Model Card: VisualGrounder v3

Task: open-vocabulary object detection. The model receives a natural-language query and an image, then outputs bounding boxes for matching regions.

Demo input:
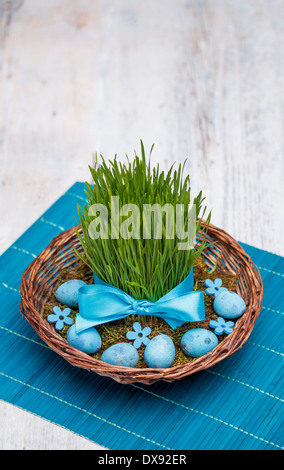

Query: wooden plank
[0,0,283,450]
[0,400,105,450]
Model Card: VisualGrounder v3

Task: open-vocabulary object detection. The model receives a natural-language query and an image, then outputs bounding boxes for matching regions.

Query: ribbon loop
[75,269,205,333]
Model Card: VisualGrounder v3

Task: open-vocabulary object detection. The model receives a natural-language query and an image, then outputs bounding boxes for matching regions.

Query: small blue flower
[47,306,73,331]
[209,317,234,335]
[204,278,227,297]
[126,322,151,349]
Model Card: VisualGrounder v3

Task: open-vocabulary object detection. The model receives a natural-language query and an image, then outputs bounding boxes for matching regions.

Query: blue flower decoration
[204,278,227,297]
[209,317,234,335]
[126,322,151,349]
[47,306,73,331]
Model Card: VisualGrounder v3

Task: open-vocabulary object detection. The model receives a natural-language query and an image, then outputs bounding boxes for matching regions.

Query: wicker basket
[20,222,263,385]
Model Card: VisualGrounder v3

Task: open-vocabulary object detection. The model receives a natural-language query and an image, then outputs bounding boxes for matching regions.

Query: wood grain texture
[0,0,283,450]
[0,400,105,449]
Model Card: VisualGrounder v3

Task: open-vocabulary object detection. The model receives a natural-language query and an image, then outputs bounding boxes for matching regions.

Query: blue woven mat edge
[0,182,283,450]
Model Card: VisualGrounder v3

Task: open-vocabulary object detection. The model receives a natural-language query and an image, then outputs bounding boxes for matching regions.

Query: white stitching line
[11,246,37,258]
[0,325,284,396]
[0,325,50,350]
[1,324,283,448]
[0,371,172,450]
[131,384,284,449]
[40,218,65,231]
[206,370,284,402]
[258,266,284,278]
[0,282,20,293]
[66,192,88,203]
[262,306,284,316]
[7,320,283,402]
[247,341,284,356]
[1,325,282,401]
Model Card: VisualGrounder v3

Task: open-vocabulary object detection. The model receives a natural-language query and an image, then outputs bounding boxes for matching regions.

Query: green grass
[75,141,211,301]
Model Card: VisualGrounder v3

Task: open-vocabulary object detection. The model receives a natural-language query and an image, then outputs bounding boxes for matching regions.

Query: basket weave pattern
[20,223,263,385]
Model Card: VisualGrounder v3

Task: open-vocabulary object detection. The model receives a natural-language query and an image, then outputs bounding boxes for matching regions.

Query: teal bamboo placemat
[0,182,283,450]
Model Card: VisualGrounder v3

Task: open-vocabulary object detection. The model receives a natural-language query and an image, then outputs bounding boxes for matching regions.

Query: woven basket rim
[20,222,263,384]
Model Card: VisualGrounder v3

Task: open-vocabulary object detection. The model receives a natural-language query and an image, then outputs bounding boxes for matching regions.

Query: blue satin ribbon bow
[75,269,205,333]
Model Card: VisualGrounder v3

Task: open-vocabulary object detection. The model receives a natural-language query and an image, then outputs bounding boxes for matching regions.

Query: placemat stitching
[0,322,282,449]
[262,306,284,316]
[11,246,37,258]
[66,192,88,202]
[258,266,284,277]
[1,283,20,293]
[0,371,172,450]
[246,341,283,356]
[130,384,283,449]
[207,370,283,401]
[0,325,50,350]
[40,218,65,232]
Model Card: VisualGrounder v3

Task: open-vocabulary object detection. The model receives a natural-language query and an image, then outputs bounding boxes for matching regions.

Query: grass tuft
[75,141,212,302]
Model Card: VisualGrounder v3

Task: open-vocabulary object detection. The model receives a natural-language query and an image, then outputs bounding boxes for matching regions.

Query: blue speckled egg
[101,343,139,368]
[55,279,86,308]
[144,334,175,368]
[213,290,246,319]
[181,328,218,358]
[67,325,101,354]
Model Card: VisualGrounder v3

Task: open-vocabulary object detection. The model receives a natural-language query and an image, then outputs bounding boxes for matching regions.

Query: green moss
[43,256,237,367]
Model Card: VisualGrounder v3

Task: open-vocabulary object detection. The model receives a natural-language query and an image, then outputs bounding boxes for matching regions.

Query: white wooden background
[0,0,283,450]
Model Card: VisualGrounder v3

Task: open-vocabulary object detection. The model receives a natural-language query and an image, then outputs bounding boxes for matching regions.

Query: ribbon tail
[159,317,186,329]
[158,269,194,302]
[75,313,102,333]
[93,272,108,285]
[153,291,206,328]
